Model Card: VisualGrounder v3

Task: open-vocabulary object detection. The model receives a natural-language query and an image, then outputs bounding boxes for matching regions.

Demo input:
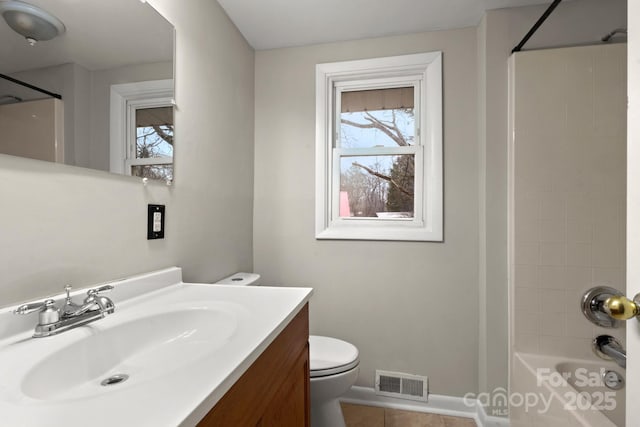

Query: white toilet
[214,272,360,427]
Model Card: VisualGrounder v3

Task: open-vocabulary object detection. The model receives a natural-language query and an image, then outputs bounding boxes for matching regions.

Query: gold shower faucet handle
[604,294,640,320]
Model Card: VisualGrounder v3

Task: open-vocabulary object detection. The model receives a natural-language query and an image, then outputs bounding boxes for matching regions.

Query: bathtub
[510,353,625,427]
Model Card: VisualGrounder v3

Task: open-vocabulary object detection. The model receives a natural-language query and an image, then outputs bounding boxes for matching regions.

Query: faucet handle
[84,285,115,316]
[86,284,114,297]
[14,299,60,325]
[604,294,640,320]
[14,299,56,315]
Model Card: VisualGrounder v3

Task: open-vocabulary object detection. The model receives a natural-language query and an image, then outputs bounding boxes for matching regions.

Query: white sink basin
[0,267,313,427]
[22,305,239,401]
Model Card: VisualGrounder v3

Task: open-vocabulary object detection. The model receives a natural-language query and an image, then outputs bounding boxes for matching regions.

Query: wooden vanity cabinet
[197,304,310,427]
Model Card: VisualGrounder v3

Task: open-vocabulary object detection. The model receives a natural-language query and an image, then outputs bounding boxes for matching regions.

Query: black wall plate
[147,204,165,239]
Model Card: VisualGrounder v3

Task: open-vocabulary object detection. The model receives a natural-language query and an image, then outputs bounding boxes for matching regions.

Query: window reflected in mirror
[132,106,174,181]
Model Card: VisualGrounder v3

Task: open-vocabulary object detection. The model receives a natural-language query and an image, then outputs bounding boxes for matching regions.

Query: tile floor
[341,403,478,427]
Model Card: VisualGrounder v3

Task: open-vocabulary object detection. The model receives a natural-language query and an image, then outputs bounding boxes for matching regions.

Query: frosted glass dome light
[0,1,65,45]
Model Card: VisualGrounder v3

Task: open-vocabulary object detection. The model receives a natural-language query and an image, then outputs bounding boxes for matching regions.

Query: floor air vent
[375,370,428,402]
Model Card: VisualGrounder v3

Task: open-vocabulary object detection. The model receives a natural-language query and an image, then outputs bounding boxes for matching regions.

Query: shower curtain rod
[0,73,62,100]
[512,0,563,53]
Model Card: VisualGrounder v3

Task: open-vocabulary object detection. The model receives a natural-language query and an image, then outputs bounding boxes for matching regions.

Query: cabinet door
[258,343,310,427]
[197,304,309,427]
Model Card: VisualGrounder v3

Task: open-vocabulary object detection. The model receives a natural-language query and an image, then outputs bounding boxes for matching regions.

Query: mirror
[0,0,174,180]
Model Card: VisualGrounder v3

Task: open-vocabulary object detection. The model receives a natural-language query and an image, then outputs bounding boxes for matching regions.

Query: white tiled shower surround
[509,43,627,427]
[511,43,627,361]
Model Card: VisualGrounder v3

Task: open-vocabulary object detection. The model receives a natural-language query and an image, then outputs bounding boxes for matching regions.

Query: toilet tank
[214,272,261,286]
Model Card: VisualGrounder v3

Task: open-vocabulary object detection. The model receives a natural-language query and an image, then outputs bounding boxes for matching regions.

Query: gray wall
[0,0,255,307]
[254,28,480,397]
[253,0,626,401]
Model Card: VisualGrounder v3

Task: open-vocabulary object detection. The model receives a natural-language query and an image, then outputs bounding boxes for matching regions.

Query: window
[315,52,443,241]
[129,102,174,181]
[110,80,174,182]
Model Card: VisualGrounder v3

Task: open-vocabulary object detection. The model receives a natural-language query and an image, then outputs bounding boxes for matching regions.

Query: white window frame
[109,79,174,176]
[315,52,443,241]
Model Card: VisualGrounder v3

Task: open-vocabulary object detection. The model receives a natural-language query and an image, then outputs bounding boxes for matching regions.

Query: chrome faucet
[593,335,626,369]
[14,285,115,338]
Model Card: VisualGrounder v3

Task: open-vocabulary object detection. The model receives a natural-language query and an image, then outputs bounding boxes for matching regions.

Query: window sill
[315,224,443,242]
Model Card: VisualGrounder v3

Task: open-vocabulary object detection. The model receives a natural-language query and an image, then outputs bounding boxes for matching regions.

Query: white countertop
[0,267,313,427]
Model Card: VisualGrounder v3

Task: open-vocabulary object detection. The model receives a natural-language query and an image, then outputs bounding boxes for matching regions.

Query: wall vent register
[375,370,428,402]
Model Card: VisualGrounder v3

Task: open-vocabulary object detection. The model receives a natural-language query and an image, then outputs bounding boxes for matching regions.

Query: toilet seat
[309,335,359,378]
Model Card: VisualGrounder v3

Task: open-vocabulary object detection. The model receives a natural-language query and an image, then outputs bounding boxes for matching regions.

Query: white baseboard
[340,386,510,427]
[475,400,511,427]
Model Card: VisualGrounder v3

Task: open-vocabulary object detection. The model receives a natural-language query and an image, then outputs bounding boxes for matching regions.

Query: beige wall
[0,0,255,306]
[254,28,480,396]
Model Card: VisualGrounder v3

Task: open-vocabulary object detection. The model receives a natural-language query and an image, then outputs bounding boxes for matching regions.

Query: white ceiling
[216,0,559,50]
[0,0,173,74]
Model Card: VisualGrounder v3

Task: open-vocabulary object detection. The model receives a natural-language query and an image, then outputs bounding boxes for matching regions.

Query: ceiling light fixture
[0,0,65,46]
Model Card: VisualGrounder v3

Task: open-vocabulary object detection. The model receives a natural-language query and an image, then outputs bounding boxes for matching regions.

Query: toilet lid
[309,335,359,378]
